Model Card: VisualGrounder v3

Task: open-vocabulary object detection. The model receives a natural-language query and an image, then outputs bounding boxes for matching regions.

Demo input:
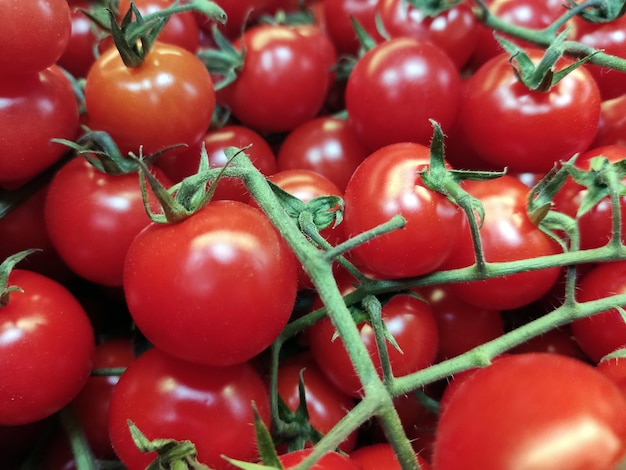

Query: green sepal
[495,29,599,91]
[600,347,626,363]
[197,25,245,91]
[0,250,40,307]
[565,0,626,23]
[251,403,284,468]
[362,294,403,354]
[404,0,464,18]
[127,420,211,470]
[562,156,626,218]
[351,16,378,53]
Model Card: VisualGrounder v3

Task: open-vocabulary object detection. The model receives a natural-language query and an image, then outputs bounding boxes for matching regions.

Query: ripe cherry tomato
[343,143,464,279]
[70,338,135,460]
[592,95,626,148]
[322,0,382,56]
[225,23,336,133]
[433,353,626,469]
[0,66,79,189]
[0,0,71,75]
[571,261,626,363]
[57,0,101,78]
[345,37,460,153]
[45,157,172,286]
[0,270,95,425]
[108,347,270,470]
[458,49,601,173]
[276,117,368,192]
[85,42,215,156]
[123,200,298,366]
[376,0,478,70]
[440,175,562,310]
[308,281,439,397]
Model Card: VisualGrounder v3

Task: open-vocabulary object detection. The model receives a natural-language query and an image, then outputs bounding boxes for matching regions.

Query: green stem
[391,293,626,395]
[59,407,98,470]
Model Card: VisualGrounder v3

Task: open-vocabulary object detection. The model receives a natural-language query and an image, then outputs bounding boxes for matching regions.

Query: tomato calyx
[127,420,211,470]
[419,120,504,273]
[568,0,626,23]
[496,29,598,92]
[0,250,38,307]
[87,0,226,67]
[131,145,245,223]
[197,25,245,91]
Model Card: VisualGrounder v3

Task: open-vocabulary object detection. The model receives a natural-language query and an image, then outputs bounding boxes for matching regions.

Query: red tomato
[70,338,135,460]
[123,200,298,366]
[440,175,562,310]
[224,23,336,133]
[459,49,601,174]
[276,117,369,192]
[0,187,72,282]
[0,0,71,75]
[419,285,504,362]
[376,0,478,70]
[469,0,570,69]
[0,270,95,425]
[308,284,439,397]
[433,353,626,469]
[57,0,101,78]
[108,347,270,470]
[278,448,360,469]
[322,0,382,56]
[276,354,358,452]
[598,354,626,395]
[574,15,626,100]
[571,261,626,363]
[0,66,79,189]
[345,37,460,153]
[156,125,277,201]
[117,0,200,53]
[343,143,464,279]
[45,157,172,286]
[350,443,431,470]
[510,327,588,361]
[552,145,626,250]
[592,95,626,148]
[85,42,214,157]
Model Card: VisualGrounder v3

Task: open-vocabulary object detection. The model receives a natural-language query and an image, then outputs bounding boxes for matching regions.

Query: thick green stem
[59,407,98,470]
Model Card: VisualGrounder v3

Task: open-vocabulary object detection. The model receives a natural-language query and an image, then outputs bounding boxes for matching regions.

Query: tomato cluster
[2,0,626,469]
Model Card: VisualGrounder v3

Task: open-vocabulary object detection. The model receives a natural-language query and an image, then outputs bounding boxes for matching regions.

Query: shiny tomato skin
[433,353,626,470]
[308,290,439,398]
[57,0,100,78]
[226,24,335,133]
[276,355,357,452]
[571,261,626,363]
[377,0,478,70]
[440,176,562,310]
[0,66,79,189]
[156,125,277,201]
[108,347,270,470]
[0,270,95,425]
[459,49,601,173]
[345,37,460,153]
[350,443,431,470]
[322,0,380,56]
[419,285,503,362]
[70,338,135,460]
[123,200,298,366]
[343,143,464,279]
[592,95,626,148]
[276,116,369,192]
[552,145,626,250]
[278,448,360,469]
[85,42,214,156]
[45,157,172,286]
[0,0,71,75]
[574,15,626,100]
